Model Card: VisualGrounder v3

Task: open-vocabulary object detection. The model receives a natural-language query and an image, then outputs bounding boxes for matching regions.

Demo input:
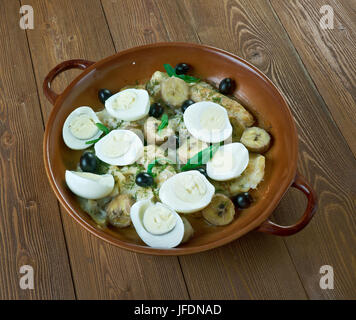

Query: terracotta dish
[43,42,317,255]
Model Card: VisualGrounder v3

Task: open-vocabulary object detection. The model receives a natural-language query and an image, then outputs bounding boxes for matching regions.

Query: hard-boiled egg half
[131,200,184,248]
[183,101,232,143]
[95,129,143,166]
[206,142,249,181]
[62,106,102,150]
[105,88,150,121]
[159,171,215,214]
[65,171,114,199]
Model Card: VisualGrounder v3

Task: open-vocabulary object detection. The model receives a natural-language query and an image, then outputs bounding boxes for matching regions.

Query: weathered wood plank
[0,0,75,299]
[102,0,308,299]
[173,0,356,299]
[271,0,356,156]
[24,0,189,299]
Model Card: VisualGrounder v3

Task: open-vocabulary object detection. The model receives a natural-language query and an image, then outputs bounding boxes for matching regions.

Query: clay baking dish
[43,42,317,255]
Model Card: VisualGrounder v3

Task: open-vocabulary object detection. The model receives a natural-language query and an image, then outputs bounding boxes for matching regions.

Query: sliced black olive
[219,78,236,95]
[234,192,253,209]
[175,63,190,75]
[98,89,113,104]
[80,152,97,173]
[135,172,154,187]
[181,99,195,113]
[195,166,208,178]
[149,102,164,118]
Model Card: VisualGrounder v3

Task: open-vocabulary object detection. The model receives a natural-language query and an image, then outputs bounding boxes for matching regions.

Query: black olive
[98,89,113,104]
[135,172,154,187]
[234,192,253,209]
[195,166,208,178]
[181,99,195,113]
[175,63,190,75]
[149,102,164,118]
[219,78,236,95]
[80,152,97,173]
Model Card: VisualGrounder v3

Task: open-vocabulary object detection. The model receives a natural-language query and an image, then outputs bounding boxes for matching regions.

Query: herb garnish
[181,143,221,171]
[96,158,110,175]
[85,123,110,144]
[147,158,173,177]
[157,113,169,133]
[163,64,200,83]
[212,97,222,104]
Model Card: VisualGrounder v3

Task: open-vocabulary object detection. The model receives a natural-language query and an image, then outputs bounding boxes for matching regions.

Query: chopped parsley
[212,97,222,104]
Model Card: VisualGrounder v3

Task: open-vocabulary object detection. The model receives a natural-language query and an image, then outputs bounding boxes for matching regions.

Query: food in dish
[183,101,232,143]
[105,88,150,121]
[62,63,272,249]
[65,171,114,199]
[62,107,103,150]
[206,143,249,181]
[94,129,144,166]
[159,171,215,214]
[131,200,184,248]
[240,127,271,153]
[202,194,235,226]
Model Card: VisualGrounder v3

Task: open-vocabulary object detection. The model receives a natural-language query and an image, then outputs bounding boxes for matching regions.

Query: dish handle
[43,59,95,105]
[257,172,317,236]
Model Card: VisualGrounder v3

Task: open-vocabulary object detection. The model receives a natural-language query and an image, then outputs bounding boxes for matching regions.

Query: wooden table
[0,0,355,300]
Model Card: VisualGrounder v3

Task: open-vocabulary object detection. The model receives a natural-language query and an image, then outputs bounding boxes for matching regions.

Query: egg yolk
[101,132,131,158]
[69,114,98,139]
[143,204,177,235]
[174,174,207,203]
[200,107,226,130]
[211,149,235,173]
[111,91,137,111]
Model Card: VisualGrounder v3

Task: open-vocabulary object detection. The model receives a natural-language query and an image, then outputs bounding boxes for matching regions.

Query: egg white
[105,88,150,121]
[183,101,232,143]
[62,106,103,150]
[130,200,184,248]
[94,129,143,166]
[206,142,249,181]
[159,171,215,214]
[65,170,114,199]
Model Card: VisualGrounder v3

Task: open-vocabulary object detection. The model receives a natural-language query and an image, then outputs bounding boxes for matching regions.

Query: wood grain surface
[0,0,75,299]
[101,0,307,299]
[271,0,356,156]
[160,0,356,299]
[23,0,189,300]
[0,0,355,299]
